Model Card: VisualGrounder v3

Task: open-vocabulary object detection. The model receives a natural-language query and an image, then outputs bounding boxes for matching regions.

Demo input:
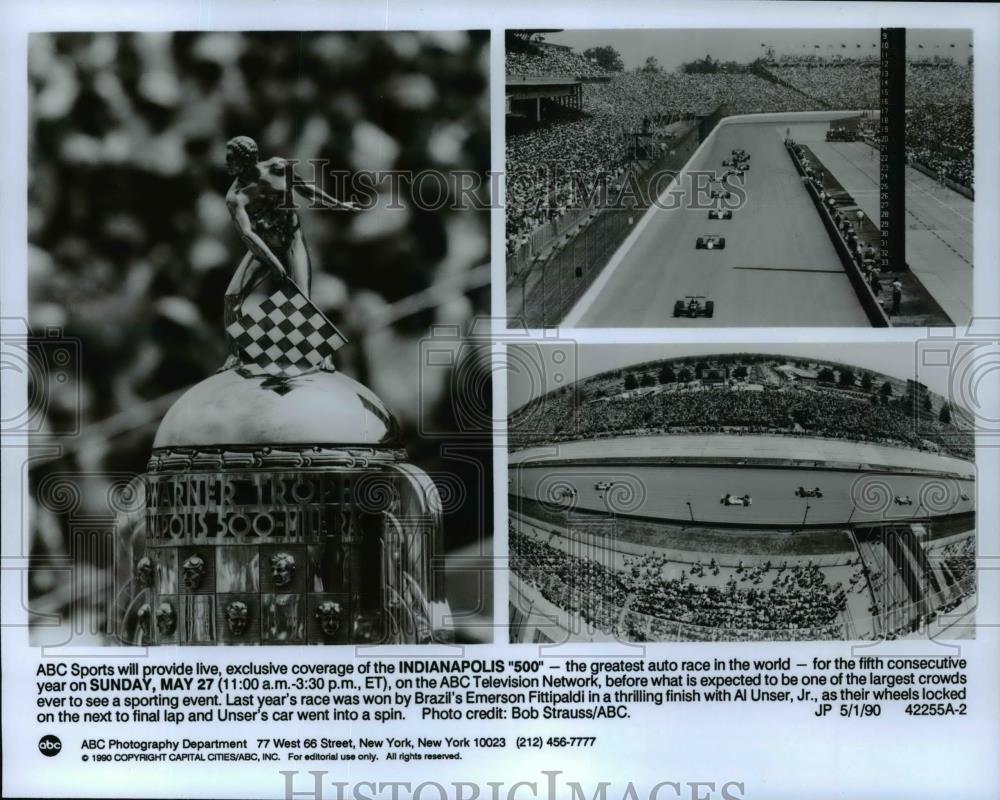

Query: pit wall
[785,143,891,327]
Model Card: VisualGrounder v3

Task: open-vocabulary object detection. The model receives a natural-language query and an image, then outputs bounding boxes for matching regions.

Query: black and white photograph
[508,343,976,643]
[505,29,974,328]
[23,30,493,647]
[2,3,999,800]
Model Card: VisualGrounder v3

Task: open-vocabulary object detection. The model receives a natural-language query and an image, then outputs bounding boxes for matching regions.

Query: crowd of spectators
[506,50,976,252]
[511,527,849,639]
[767,56,974,189]
[510,359,973,459]
[768,56,880,108]
[906,104,973,189]
[506,69,818,251]
[505,48,608,80]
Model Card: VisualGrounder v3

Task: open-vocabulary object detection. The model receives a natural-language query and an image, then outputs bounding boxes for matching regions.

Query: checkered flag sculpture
[226,278,347,377]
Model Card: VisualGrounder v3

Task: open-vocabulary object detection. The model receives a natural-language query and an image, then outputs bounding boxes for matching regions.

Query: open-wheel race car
[795,486,824,498]
[673,295,714,318]
[724,167,746,178]
[708,208,732,220]
[894,495,914,506]
[710,189,733,200]
[721,493,752,507]
[731,149,749,159]
[695,233,726,249]
[594,481,615,491]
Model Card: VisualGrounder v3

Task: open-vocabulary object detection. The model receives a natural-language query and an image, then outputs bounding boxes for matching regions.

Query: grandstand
[508,353,976,643]
[505,36,975,328]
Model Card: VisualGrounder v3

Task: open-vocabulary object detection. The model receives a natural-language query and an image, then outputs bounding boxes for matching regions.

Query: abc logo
[38,735,62,757]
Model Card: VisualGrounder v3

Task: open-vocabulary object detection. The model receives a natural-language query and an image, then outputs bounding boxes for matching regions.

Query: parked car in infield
[708,208,732,220]
[673,295,715,318]
[695,233,726,249]
[721,493,752,507]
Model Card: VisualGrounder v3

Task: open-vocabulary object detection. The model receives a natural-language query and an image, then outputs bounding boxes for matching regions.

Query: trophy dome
[152,368,400,449]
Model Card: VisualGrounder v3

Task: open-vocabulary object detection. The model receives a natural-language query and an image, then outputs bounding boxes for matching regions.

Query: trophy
[118,137,452,645]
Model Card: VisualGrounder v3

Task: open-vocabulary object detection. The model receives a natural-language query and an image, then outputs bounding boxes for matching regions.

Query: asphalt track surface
[509,436,975,528]
[789,122,974,326]
[512,463,974,528]
[568,121,870,327]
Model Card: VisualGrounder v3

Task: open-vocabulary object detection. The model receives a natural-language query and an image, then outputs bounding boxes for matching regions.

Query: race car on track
[594,481,615,491]
[710,189,732,199]
[894,495,913,506]
[708,208,732,220]
[795,486,824,498]
[721,493,752,507]
[695,233,726,249]
[724,168,746,178]
[673,296,715,318]
[960,491,971,502]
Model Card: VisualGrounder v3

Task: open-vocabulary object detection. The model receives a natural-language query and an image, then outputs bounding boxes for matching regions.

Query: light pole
[802,504,812,526]
[686,501,694,522]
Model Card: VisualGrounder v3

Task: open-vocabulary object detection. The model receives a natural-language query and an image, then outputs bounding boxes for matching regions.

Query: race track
[509,435,975,528]
[789,122,974,326]
[511,462,974,528]
[567,119,870,327]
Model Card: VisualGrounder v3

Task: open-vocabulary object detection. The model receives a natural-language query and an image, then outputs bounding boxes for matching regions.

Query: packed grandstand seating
[506,48,609,80]
[905,103,973,188]
[509,360,973,459]
[506,48,974,253]
[510,526,849,638]
[506,72,817,251]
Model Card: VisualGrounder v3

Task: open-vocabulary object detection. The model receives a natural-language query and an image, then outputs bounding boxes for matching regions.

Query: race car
[721,493,752,507]
[673,296,715,318]
[731,149,749,160]
[795,486,824,498]
[708,208,732,220]
[594,481,615,491]
[894,495,913,506]
[723,168,745,179]
[722,159,749,171]
[960,491,971,502]
[710,189,732,200]
[695,234,726,249]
